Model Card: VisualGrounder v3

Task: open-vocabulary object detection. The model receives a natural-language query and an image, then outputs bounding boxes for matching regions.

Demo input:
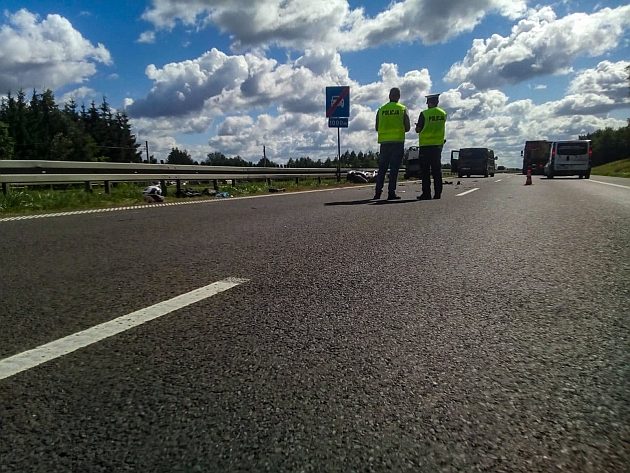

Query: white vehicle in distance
[545,140,592,179]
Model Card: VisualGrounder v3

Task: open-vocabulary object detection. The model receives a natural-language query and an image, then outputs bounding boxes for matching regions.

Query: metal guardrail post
[1,182,7,195]
[104,181,111,194]
[160,180,167,196]
[84,181,92,193]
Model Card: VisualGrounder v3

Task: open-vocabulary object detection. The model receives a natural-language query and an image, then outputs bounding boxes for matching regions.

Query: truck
[456,148,496,177]
[521,140,551,175]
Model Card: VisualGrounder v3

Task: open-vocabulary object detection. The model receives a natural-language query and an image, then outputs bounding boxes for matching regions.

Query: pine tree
[167,147,194,165]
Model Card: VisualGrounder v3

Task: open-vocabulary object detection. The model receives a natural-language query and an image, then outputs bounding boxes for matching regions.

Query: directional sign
[328,117,348,128]
[326,86,350,118]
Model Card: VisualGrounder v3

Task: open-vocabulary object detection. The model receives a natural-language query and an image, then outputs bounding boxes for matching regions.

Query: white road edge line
[494,179,502,182]
[0,277,249,381]
[456,188,479,196]
[0,185,374,223]
[585,179,630,190]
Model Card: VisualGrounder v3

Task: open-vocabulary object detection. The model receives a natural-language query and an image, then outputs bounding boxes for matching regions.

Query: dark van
[457,148,496,178]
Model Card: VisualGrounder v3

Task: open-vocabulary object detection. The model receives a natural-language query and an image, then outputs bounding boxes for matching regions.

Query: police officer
[415,93,447,200]
[373,87,411,200]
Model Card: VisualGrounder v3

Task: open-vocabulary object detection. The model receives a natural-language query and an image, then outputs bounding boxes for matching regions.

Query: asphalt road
[1,174,629,472]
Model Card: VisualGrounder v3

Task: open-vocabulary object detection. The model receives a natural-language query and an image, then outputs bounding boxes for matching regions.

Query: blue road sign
[328,117,348,128]
[326,86,350,118]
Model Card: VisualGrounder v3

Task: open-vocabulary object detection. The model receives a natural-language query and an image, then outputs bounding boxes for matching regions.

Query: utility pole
[263,145,267,167]
[145,141,150,163]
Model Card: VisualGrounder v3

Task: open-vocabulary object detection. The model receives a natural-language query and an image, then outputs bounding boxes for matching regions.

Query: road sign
[326,86,350,118]
[328,117,348,128]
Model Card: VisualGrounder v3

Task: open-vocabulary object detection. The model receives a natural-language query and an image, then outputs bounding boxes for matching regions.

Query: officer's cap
[425,93,440,102]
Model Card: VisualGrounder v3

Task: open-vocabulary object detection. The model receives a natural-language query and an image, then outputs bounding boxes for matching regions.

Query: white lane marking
[0,185,372,223]
[456,188,479,196]
[0,277,249,381]
[494,179,502,182]
[585,179,630,190]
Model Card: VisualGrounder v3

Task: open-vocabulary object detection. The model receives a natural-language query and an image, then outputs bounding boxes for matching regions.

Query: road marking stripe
[0,277,249,381]
[456,188,479,196]
[585,179,630,190]
[494,179,502,182]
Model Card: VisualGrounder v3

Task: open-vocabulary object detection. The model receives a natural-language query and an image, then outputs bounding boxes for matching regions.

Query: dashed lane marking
[456,188,479,196]
[494,179,502,182]
[0,277,249,381]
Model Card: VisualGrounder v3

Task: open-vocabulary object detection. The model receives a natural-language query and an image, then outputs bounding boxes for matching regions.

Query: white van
[545,140,592,179]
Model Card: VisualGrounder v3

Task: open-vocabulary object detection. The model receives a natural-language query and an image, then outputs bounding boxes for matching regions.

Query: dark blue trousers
[375,142,404,197]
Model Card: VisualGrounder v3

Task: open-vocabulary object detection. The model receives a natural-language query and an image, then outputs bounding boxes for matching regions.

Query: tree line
[579,122,630,166]
[196,150,379,168]
[0,89,142,162]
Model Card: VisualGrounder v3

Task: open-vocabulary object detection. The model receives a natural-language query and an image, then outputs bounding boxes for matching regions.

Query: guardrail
[0,160,357,195]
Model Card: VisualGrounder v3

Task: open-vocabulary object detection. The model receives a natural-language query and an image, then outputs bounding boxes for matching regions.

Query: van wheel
[467,174,470,178]
[578,174,583,179]
[458,173,463,178]
[490,173,494,177]
[585,172,591,179]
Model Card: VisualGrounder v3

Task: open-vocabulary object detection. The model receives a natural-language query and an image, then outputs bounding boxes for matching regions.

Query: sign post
[326,86,350,181]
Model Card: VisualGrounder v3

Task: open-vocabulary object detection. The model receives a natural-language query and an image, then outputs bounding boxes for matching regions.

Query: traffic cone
[525,168,532,185]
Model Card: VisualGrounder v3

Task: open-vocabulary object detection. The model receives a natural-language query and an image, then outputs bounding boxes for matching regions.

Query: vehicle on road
[404,146,422,179]
[544,140,592,179]
[457,148,496,178]
[521,140,551,175]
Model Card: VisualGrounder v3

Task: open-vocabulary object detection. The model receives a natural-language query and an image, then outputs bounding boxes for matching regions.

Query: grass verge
[591,159,630,178]
[0,179,370,216]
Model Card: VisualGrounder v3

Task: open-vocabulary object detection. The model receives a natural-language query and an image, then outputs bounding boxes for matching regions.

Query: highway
[1,174,629,472]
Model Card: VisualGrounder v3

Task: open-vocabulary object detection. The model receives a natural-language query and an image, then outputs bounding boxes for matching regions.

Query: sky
[0,0,629,168]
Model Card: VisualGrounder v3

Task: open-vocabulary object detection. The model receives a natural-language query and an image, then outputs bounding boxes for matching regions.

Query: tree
[167,147,194,165]
[256,157,278,167]
[0,121,15,159]
[204,152,253,166]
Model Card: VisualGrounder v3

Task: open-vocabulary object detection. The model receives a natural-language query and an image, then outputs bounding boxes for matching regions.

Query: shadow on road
[324,199,418,206]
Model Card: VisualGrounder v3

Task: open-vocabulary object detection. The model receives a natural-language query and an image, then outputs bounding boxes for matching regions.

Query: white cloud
[444,5,630,89]
[60,86,97,105]
[0,9,112,91]
[567,60,630,101]
[140,0,528,51]
[137,30,156,44]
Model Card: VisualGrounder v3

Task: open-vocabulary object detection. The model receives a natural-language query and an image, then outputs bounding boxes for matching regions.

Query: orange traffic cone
[525,168,532,185]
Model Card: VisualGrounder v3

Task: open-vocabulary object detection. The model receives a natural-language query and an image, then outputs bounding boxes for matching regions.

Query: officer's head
[426,93,440,108]
[389,87,401,102]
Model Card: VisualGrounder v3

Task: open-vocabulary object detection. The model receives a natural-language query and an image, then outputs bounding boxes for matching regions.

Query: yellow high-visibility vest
[377,102,406,143]
[419,107,446,146]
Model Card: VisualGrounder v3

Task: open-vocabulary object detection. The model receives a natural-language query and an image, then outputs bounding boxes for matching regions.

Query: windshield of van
[557,142,588,155]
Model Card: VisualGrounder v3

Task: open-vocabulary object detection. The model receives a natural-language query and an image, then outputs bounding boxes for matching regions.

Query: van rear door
[554,141,590,172]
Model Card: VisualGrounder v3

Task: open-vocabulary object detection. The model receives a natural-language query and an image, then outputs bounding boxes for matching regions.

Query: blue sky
[1,0,629,167]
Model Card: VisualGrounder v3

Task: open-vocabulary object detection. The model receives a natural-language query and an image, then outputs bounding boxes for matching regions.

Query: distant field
[592,159,630,178]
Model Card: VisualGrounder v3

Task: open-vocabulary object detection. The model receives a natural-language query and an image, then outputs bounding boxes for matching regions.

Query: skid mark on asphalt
[0,277,249,381]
